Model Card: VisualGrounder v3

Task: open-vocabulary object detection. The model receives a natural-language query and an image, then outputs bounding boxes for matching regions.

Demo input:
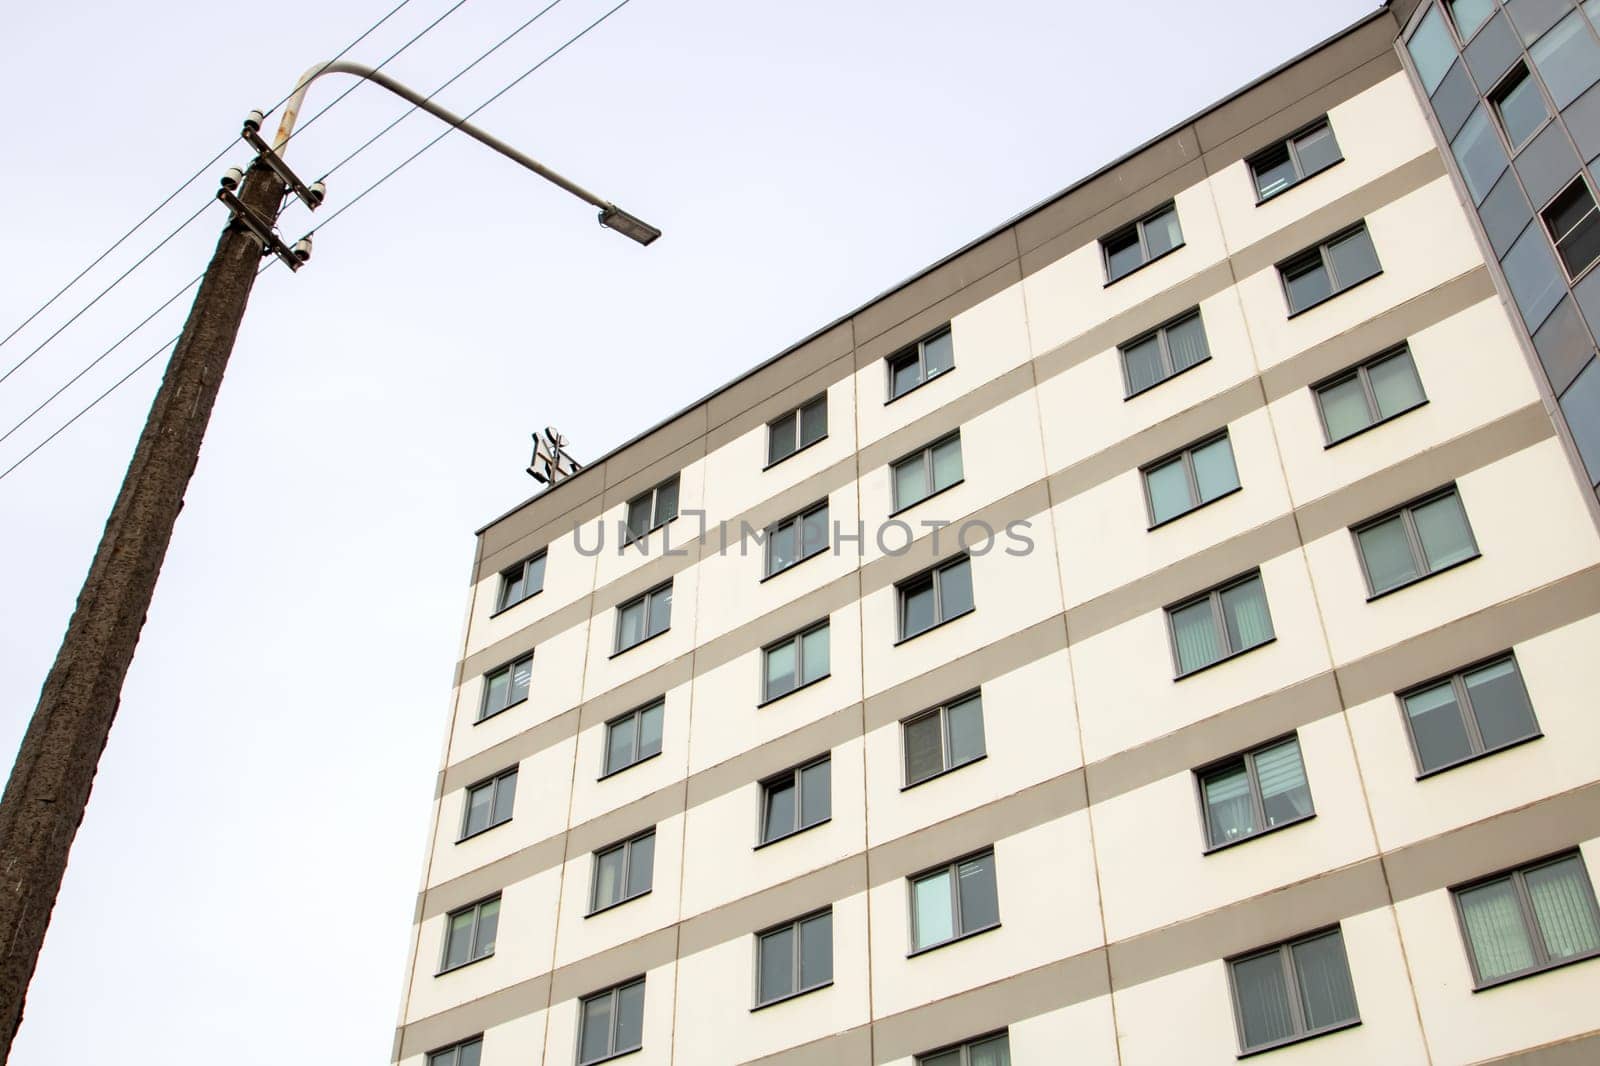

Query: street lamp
[0,60,658,1060]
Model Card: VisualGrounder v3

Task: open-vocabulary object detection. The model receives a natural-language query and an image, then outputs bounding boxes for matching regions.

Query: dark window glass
[1435,60,1481,140]
[766,501,829,577]
[1249,119,1343,200]
[623,475,679,543]
[1518,122,1584,208]
[1561,356,1600,484]
[1102,203,1184,282]
[1454,106,1511,204]
[760,755,831,844]
[1481,170,1536,257]
[898,556,974,640]
[461,767,518,839]
[1511,0,1576,44]
[756,909,833,1005]
[762,621,829,701]
[1143,432,1240,526]
[480,653,533,721]
[1544,179,1600,278]
[1229,928,1359,1053]
[1465,11,1523,87]
[1280,226,1383,314]
[498,551,547,611]
[1199,736,1313,849]
[590,830,655,912]
[1450,0,1495,38]
[604,699,664,776]
[911,850,1000,951]
[887,327,955,400]
[1531,11,1600,109]
[904,692,986,787]
[428,1037,483,1066]
[768,395,828,464]
[1354,487,1478,595]
[1315,346,1427,443]
[891,433,963,511]
[615,583,672,653]
[1402,655,1541,774]
[579,978,646,1065]
[441,896,499,972]
[1168,572,1274,676]
[1409,6,1459,94]
[1503,222,1566,328]
[1120,308,1211,395]
[917,1034,1011,1066]
[1493,65,1549,149]
[1455,853,1600,986]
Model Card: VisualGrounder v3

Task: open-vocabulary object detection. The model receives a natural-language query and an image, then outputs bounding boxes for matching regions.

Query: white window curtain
[1525,858,1600,961]
[1460,879,1536,981]
[1166,314,1209,372]
[1221,578,1273,651]
[1254,741,1312,824]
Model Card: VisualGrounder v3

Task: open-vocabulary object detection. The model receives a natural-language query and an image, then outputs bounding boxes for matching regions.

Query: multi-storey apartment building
[393,3,1600,1064]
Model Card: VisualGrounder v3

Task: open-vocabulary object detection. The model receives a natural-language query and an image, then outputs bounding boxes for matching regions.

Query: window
[428,1037,482,1066]
[1120,308,1211,396]
[479,652,532,721]
[1400,654,1541,775]
[1142,432,1240,527]
[1228,928,1359,1053]
[759,755,831,845]
[910,849,999,952]
[1408,6,1457,94]
[1491,64,1548,150]
[887,326,955,400]
[578,977,645,1065]
[1530,11,1600,110]
[603,699,663,777]
[1562,358,1600,486]
[1448,0,1495,39]
[1314,346,1427,444]
[614,582,672,654]
[891,433,963,512]
[497,551,547,611]
[755,909,833,1006]
[1248,118,1343,201]
[590,829,655,913]
[768,394,828,465]
[1197,736,1313,850]
[1102,202,1184,282]
[1167,571,1274,677]
[1353,487,1478,596]
[1542,178,1600,279]
[897,556,974,641]
[440,896,499,972]
[1455,105,1512,206]
[762,621,830,702]
[765,500,829,577]
[461,766,518,839]
[1454,852,1600,987]
[903,692,986,787]
[1278,224,1382,314]
[918,1033,1011,1066]
[623,475,679,543]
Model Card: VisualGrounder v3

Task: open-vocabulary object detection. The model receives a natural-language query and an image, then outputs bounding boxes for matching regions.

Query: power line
[0,0,642,486]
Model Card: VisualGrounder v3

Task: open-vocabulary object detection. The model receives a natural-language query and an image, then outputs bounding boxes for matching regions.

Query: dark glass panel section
[1464,13,1522,88]
[1480,169,1535,257]
[1502,222,1565,329]
[1560,356,1600,485]
[1432,60,1480,141]
[1534,297,1595,394]
[1515,122,1582,209]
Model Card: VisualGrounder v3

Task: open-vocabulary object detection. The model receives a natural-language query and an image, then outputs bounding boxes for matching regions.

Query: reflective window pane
[1146,456,1194,525]
[1171,598,1222,674]
[938,559,974,620]
[1295,122,1342,176]
[594,847,625,909]
[1460,877,1539,980]
[1203,762,1257,845]
[800,398,828,447]
[492,770,517,824]
[800,912,833,988]
[801,505,829,558]
[1123,334,1165,393]
[1546,180,1600,276]
[1327,227,1381,287]
[1105,230,1142,280]
[947,695,986,766]
[894,455,927,509]
[483,671,509,716]
[625,496,651,539]
[763,779,795,840]
[579,992,614,1064]
[923,330,955,377]
[648,586,672,636]
[1192,436,1240,502]
[1370,350,1427,419]
[904,712,945,784]
[456,1039,482,1066]
[912,869,955,949]
[759,926,794,1003]
[1409,6,1459,94]
[931,437,963,492]
[1524,856,1600,961]
[802,625,830,683]
[768,413,797,463]
[1450,0,1495,39]
[638,702,663,760]
[1254,739,1312,828]
[901,580,936,638]
[615,980,645,1053]
[1359,515,1422,593]
[1463,658,1539,750]
[1560,357,1600,485]
[625,834,654,899]
[957,852,1000,931]
[606,716,637,775]
[473,898,498,957]
[765,641,796,701]
[1253,142,1297,199]
[1144,206,1183,257]
[1531,12,1600,109]
[800,759,831,827]
[1413,492,1476,569]
[1233,950,1295,1049]
[1318,373,1373,441]
[1503,222,1566,328]
[465,782,493,837]
[967,1036,1011,1066]
[1220,576,1274,652]
[509,656,532,704]
[768,521,796,574]
[1496,67,1549,148]
[1454,107,1511,204]
[444,910,474,970]
[1291,931,1358,1031]
[1284,256,1334,312]
[617,601,645,650]
[653,478,679,526]
[1166,312,1211,372]
[1404,681,1474,772]
[891,354,921,398]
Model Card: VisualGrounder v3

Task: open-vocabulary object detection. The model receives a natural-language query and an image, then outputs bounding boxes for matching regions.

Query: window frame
[1118,307,1212,398]
[494,550,547,614]
[1540,175,1600,283]
[752,907,834,1009]
[1487,62,1550,154]
[587,829,656,915]
[766,394,829,468]
[886,325,955,403]
[756,753,832,847]
[612,581,673,656]
[759,619,831,705]
[901,690,986,789]
[1226,926,1362,1055]
[889,431,963,515]
[762,499,830,579]
[1247,116,1344,203]
[576,976,646,1066]
[1277,223,1384,317]
[438,894,500,975]
[1397,652,1542,778]
[915,1030,1011,1066]
[1165,570,1275,679]
[1312,345,1428,446]
[907,847,1001,956]
[894,555,975,644]
[622,474,680,544]
[1450,850,1600,990]
[1351,485,1480,599]
[1193,733,1316,853]
[1101,201,1185,284]
[600,697,666,780]
[459,765,519,841]
[426,1036,484,1066]
[1140,429,1241,529]
[477,651,533,723]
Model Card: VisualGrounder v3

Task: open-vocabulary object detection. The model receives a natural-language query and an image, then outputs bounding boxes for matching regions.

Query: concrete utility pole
[0,159,287,1056]
[0,61,657,1058]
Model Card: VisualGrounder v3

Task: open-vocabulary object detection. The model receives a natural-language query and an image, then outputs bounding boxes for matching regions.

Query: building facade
[393,4,1600,1064]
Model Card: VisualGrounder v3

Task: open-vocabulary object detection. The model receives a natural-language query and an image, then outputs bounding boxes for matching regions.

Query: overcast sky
[1,1,1378,1061]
